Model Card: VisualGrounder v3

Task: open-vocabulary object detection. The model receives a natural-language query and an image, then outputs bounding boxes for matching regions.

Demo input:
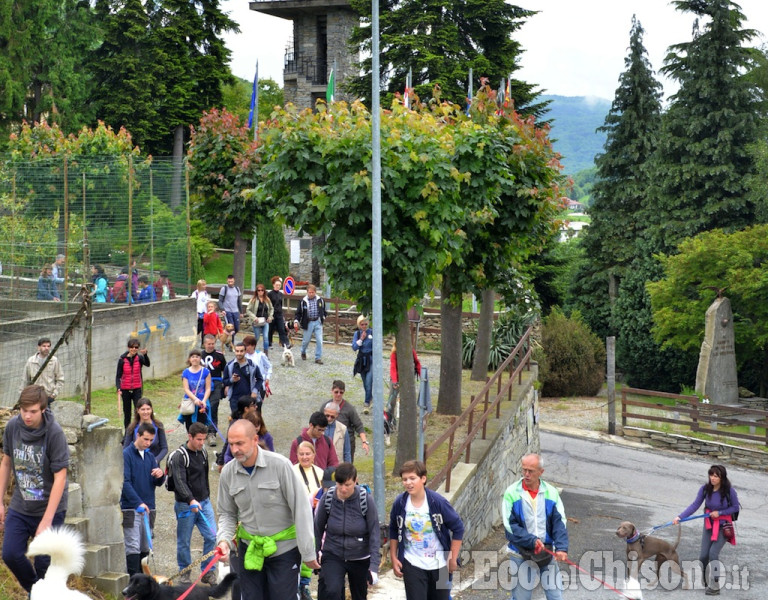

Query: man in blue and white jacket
[502,453,569,600]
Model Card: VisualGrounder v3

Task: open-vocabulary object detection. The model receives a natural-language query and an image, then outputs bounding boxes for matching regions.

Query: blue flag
[247,62,259,129]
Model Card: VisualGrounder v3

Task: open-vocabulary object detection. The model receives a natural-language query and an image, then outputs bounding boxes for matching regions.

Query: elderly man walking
[502,453,569,600]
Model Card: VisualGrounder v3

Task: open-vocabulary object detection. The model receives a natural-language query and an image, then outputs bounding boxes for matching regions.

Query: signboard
[283,276,295,295]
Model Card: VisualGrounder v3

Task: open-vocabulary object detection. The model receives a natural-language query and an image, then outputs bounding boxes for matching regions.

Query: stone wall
[435,366,539,549]
[623,426,768,470]
[1,298,198,407]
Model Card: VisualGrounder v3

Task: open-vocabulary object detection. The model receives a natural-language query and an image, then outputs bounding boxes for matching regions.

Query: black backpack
[165,446,207,492]
[323,484,369,516]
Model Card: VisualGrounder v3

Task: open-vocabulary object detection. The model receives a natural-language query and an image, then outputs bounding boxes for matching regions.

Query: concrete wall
[436,366,540,549]
[1,298,197,407]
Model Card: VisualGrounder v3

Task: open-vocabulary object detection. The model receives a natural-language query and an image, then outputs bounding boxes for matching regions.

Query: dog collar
[626,531,641,544]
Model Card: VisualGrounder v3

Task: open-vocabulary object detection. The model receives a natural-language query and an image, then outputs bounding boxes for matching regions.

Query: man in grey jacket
[217,419,319,600]
[314,462,380,600]
[19,338,65,405]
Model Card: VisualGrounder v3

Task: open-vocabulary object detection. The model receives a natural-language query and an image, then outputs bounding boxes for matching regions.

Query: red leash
[541,546,639,600]
[175,547,225,600]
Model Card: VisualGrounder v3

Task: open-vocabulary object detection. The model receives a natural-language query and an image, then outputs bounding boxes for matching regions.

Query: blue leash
[644,513,708,535]
[177,506,216,535]
[136,507,153,551]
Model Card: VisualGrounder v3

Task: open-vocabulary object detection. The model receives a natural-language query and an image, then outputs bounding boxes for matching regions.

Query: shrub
[540,309,606,397]
[462,308,537,370]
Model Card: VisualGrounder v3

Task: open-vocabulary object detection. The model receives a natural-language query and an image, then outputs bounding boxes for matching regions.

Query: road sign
[284,276,295,295]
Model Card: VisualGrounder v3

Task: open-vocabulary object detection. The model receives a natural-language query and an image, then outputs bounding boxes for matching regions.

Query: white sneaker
[385,434,391,447]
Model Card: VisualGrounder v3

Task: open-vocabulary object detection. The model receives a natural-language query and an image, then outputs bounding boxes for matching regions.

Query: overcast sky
[222,0,768,102]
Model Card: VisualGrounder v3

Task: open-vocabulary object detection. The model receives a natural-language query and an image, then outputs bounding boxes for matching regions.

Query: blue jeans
[301,320,323,360]
[362,367,373,406]
[509,554,564,600]
[174,499,217,574]
[253,321,269,351]
[2,509,66,592]
[225,311,241,334]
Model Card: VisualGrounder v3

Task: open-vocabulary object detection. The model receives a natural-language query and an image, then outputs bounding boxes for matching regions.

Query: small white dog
[27,527,90,600]
[281,344,295,367]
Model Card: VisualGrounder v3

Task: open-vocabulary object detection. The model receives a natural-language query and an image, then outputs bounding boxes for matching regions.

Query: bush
[539,309,606,397]
[462,308,537,370]
[165,240,204,294]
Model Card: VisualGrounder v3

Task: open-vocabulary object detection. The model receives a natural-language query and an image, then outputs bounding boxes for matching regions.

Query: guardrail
[621,387,768,446]
[424,325,534,492]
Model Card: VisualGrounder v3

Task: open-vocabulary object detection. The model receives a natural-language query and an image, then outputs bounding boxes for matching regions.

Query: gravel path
[147,340,443,582]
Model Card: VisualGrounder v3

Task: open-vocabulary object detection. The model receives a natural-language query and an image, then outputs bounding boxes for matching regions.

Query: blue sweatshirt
[120,444,165,510]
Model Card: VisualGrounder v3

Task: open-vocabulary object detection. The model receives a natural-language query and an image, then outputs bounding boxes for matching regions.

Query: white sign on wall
[290,239,301,264]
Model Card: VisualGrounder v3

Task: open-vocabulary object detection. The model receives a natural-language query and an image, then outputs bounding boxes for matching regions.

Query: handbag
[256,317,266,326]
[721,521,735,542]
[180,371,203,416]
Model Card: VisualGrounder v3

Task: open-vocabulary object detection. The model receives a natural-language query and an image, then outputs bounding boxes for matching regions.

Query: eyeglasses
[128,345,139,350]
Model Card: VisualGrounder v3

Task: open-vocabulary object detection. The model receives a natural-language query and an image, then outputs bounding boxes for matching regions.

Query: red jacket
[389,349,421,383]
[203,311,223,336]
[116,352,150,390]
[289,428,339,469]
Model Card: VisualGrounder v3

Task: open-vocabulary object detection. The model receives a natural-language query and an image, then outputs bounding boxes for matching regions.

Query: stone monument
[695,296,739,404]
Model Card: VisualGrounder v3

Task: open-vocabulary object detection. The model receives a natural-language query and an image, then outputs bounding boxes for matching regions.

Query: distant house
[565,198,585,212]
[560,220,588,242]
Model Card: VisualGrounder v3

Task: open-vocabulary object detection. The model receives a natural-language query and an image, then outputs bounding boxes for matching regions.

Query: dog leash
[175,547,225,600]
[137,507,153,552]
[177,505,217,535]
[167,547,221,584]
[539,547,639,600]
[642,513,707,535]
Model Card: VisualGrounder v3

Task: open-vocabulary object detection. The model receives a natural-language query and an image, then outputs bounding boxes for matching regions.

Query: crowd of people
[5,275,745,600]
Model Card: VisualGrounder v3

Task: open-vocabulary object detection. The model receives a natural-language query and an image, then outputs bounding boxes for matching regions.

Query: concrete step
[85,572,129,598]
[64,516,89,538]
[83,543,110,577]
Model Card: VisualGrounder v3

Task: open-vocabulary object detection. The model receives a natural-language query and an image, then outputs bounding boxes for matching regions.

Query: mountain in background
[540,95,611,175]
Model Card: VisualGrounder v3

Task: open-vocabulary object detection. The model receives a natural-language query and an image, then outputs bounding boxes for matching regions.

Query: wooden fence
[621,387,768,446]
[424,326,533,492]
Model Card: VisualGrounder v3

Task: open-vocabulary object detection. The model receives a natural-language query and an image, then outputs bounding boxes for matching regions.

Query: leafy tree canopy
[647,225,768,394]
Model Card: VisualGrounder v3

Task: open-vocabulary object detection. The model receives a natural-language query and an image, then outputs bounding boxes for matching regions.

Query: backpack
[323,483,369,516]
[165,445,207,492]
[112,278,127,303]
[726,487,739,521]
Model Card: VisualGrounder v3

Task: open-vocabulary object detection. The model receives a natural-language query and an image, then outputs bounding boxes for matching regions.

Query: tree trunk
[437,276,463,415]
[311,234,325,286]
[471,288,496,381]
[171,124,184,209]
[394,309,418,474]
[233,230,248,292]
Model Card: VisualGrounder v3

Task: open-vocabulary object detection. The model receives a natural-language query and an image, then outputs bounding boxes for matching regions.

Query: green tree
[648,225,768,395]
[572,16,662,345]
[650,0,760,252]
[255,221,290,286]
[187,107,261,290]
[258,100,467,469]
[346,0,545,115]
[222,77,285,126]
[0,0,96,143]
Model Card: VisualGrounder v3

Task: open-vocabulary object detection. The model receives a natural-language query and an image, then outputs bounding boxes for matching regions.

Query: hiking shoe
[201,571,217,585]
[208,433,217,447]
[301,352,307,360]
[178,572,192,585]
[363,405,370,415]
[315,359,323,365]
[705,588,720,596]
[299,585,313,600]
[287,343,293,349]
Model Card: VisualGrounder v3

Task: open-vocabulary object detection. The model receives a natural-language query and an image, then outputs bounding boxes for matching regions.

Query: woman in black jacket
[314,463,381,600]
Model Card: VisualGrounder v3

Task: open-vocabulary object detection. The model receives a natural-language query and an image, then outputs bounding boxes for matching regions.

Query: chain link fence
[0,155,197,308]
[0,155,198,406]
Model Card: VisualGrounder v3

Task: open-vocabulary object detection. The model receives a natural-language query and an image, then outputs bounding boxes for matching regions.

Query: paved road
[445,429,768,600]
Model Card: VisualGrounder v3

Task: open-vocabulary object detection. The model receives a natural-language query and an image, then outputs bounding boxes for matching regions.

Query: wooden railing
[621,387,768,446]
[425,326,534,492]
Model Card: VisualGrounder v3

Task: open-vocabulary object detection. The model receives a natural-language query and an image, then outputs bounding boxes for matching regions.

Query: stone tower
[250,0,358,110]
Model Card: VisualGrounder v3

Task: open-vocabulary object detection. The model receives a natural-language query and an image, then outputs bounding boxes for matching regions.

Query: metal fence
[0,155,195,309]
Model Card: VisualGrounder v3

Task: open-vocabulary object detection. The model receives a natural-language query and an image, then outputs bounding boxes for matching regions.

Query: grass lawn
[202,252,254,288]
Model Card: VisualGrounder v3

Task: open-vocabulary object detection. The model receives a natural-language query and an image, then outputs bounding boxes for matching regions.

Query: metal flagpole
[371,0,385,518]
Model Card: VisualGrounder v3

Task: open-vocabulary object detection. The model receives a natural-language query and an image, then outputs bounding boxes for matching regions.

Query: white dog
[27,527,90,600]
[281,344,295,367]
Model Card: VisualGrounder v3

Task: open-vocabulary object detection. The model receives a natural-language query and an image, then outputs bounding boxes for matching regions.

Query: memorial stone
[695,297,738,404]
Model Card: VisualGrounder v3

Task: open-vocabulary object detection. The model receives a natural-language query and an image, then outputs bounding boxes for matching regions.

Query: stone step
[67,482,83,517]
[85,571,129,598]
[64,516,89,538]
[83,543,110,577]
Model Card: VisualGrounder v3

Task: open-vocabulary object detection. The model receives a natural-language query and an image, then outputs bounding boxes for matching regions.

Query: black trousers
[402,557,451,600]
[269,314,290,347]
[234,541,300,600]
[121,387,143,429]
[318,554,369,600]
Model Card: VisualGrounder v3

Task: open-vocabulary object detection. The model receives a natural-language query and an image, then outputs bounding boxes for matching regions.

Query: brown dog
[218,323,236,352]
[616,521,689,588]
